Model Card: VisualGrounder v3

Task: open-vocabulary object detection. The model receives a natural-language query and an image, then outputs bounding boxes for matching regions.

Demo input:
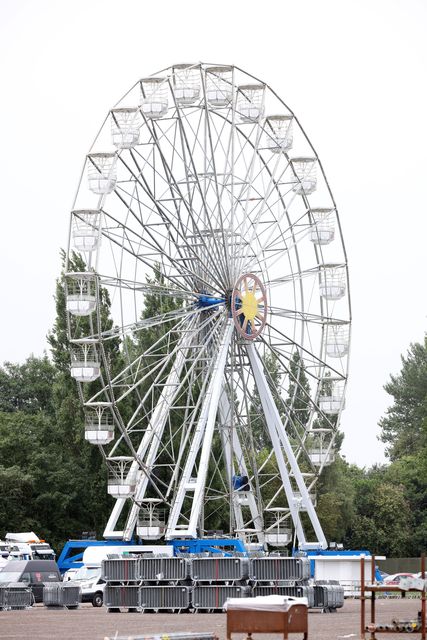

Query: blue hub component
[168,538,249,556]
[197,295,226,308]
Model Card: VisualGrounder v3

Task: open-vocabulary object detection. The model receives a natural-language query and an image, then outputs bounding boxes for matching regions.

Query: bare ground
[0,598,422,640]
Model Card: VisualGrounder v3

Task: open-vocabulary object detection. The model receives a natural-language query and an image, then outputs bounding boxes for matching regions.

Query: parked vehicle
[0,560,61,603]
[383,572,415,585]
[5,532,55,561]
[70,565,106,607]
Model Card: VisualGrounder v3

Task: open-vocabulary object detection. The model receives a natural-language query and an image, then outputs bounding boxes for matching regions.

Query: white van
[70,564,106,607]
[68,545,172,607]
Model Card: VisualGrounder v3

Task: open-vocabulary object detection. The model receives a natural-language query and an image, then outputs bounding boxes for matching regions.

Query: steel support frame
[246,342,327,550]
[166,319,234,539]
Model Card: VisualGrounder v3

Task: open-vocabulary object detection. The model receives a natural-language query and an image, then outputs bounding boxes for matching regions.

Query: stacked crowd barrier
[100,553,344,613]
[42,582,82,609]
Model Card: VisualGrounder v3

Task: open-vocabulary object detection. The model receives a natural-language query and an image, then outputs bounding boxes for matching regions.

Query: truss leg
[166,320,234,539]
[104,327,194,540]
[218,392,264,543]
[246,343,327,550]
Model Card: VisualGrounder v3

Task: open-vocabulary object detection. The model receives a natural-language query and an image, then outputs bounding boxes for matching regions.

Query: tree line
[0,256,425,556]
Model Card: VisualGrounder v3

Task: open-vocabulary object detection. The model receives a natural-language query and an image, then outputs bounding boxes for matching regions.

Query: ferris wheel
[66,63,351,551]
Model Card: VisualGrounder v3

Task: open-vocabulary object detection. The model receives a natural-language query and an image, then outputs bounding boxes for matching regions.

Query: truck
[4,532,55,562]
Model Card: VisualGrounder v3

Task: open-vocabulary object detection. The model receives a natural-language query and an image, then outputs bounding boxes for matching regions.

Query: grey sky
[0,0,426,467]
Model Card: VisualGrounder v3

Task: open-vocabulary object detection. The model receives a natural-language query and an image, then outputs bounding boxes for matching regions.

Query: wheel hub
[231,273,267,340]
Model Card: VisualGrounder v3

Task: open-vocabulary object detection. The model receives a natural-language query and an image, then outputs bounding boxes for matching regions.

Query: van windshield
[0,571,22,583]
[73,566,100,581]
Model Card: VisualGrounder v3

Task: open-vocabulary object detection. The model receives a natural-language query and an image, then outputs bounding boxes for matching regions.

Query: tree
[316,457,361,543]
[286,351,311,435]
[379,336,427,460]
[0,355,56,415]
[346,467,412,556]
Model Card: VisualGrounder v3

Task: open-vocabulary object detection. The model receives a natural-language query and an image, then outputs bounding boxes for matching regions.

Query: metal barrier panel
[192,585,251,610]
[0,585,6,609]
[4,583,33,610]
[312,583,344,609]
[250,557,310,582]
[102,558,141,582]
[62,582,82,606]
[190,557,249,582]
[139,586,191,610]
[140,557,189,582]
[313,585,327,608]
[252,584,315,608]
[43,582,81,607]
[104,585,140,608]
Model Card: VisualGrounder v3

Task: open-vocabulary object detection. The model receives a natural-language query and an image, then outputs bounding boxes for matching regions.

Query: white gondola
[293,491,317,509]
[84,408,114,445]
[140,78,168,119]
[325,324,350,358]
[172,64,200,105]
[70,344,100,382]
[205,66,232,107]
[237,84,265,122]
[264,508,292,546]
[111,108,140,149]
[107,457,137,497]
[71,210,101,252]
[136,500,166,540]
[319,265,346,300]
[65,272,96,316]
[308,447,335,466]
[291,157,317,195]
[319,381,345,415]
[87,153,117,195]
[310,208,335,245]
[265,115,293,153]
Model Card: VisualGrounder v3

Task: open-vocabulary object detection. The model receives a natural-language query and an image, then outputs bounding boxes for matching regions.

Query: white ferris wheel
[66,63,351,551]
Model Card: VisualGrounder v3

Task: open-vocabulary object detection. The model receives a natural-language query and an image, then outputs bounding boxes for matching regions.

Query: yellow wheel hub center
[241,290,258,321]
[231,273,268,340]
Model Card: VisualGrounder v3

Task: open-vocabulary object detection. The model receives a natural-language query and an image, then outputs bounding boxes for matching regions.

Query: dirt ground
[0,598,422,640]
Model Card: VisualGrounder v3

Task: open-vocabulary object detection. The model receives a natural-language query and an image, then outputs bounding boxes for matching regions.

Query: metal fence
[2,583,33,610]
[104,585,140,609]
[312,584,344,609]
[102,558,141,582]
[139,586,191,610]
[250,557,310,582]
[190,557,249,582]
[192,585,251,610]
[43,582,81,608]
[102,557,189,582]
[140,557,189,582]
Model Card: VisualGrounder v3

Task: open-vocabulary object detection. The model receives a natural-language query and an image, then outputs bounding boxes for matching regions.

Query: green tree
[0,355,56,415]
[345,467,412,556]
[316,457,361,543]
[379,336,427,460]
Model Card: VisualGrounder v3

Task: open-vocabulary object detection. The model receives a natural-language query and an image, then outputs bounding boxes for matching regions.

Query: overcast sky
[0,0,426,467]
